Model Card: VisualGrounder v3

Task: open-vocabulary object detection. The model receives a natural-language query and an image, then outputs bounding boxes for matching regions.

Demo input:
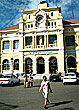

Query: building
[0,1,79,76]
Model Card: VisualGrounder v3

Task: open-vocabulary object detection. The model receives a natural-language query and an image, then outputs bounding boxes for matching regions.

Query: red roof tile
[0,24,19,31]
[63,19,79,24]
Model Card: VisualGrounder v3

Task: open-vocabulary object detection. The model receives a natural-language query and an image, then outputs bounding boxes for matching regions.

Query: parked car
[0,74,3,78]
[49,73,61,82]
[16,73,25,84]
[63,72,77,85]
[0,74,20,86]
[59,72,65,81]
[76,72,79,81]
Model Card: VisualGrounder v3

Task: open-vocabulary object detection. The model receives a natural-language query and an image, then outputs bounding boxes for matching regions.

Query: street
[0,82,79,110]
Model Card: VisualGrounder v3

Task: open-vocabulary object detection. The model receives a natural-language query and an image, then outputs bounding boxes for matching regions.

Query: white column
[47,34,48,48]
[45,57,49,74]
[12,40,13,52]
[33,57,37,74]
[44,34,46,48]
[32,35,33,49]
[35,33,36,49]
[1,40,3,53]
[77,35,79,44]
[1,60,2,74]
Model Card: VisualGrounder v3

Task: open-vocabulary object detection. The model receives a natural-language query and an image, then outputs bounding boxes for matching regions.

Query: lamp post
[11,58,13,75]
[65,53,68,73]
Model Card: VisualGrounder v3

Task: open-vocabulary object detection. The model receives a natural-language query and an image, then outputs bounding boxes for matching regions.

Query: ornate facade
[0,1,79,76]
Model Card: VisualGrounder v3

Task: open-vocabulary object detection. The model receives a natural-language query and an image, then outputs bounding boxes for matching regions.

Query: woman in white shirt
[39,76,53,108]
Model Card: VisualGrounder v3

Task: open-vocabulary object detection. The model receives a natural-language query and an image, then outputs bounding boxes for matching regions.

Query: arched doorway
[25,58,32,74]
[37,57,45,74]
[67,56,76,72]
[49,57,57,74]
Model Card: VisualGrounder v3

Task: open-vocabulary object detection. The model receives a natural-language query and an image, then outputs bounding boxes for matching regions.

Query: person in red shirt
[39,76,53,108]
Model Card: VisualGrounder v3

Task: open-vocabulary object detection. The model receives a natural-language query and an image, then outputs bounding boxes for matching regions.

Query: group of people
[24,73,33,88]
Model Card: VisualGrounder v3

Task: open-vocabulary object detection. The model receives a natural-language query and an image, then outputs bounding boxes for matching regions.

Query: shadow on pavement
[46,100,73,109]
[0,102,19,110]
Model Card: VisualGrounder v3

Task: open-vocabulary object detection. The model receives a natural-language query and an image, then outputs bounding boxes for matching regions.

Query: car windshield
[3,76,11,78]
[0,75,3,78]
[65,74,75,76]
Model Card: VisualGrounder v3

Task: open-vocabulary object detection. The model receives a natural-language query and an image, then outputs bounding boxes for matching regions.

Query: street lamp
[65,53,68,73]
[11,58,13,75]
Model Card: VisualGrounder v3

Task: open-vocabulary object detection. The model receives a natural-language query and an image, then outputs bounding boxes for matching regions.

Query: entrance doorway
[67,56,76,72]
[25,58,32,74]
[37,57,45,74]
[49,57,57,74]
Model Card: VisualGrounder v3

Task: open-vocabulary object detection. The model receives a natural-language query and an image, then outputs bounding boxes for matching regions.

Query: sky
[0,0,79,29]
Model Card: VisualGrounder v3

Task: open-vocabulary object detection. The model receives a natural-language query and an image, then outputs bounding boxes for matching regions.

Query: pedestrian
[24,73,28,88]
[39,76,53,108]
[28,72,33,87]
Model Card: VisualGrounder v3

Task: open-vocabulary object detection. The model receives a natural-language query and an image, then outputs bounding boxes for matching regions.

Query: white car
[17,73,25,84]
[0,74,20,86]
[63,73,77,85]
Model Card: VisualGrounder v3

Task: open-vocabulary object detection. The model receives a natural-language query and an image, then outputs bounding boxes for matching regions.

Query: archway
[25,58,32,74]
[49,57,57,74]
[37,57,45,74]
[3,59,10,70]
[67,56,76,72]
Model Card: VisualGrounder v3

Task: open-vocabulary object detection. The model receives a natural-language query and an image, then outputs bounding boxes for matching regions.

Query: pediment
[33,9,46,16]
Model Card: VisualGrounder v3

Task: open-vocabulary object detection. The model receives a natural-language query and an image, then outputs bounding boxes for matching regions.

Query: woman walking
[39,76,53,108]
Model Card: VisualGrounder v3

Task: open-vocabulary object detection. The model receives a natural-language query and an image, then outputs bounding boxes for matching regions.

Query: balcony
[37,45,45,49]
[25,45,33,49]
[49,43,57,48]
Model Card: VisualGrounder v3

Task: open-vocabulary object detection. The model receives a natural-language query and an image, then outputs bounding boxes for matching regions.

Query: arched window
[25,58,32,74]
[14,59,19,70]
[67,56,76,72]
[67,56,76,68]
[37,57,45,74]
[49,57,57,74]
[3,59,10,70]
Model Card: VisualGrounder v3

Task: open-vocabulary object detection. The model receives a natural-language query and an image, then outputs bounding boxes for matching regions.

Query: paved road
[0,82,79,110]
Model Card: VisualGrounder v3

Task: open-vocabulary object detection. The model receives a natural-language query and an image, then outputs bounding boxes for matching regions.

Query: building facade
[0,1,79,76]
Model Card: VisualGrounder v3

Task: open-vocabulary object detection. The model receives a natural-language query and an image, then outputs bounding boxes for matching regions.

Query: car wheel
[17,80,20,85]
[63,82,66,85]
[11,82,14,86]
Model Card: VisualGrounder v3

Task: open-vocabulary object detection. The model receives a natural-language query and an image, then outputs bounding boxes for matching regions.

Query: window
[26,37,32,45]
[25,58,32,74]
[51,22,53,27]
[3,59,10,70]
[14,59,19,70]
[54,22,56,26]
[49,57,57,73]
[28,24,30,28]
[48,22,50,26]
[37,16,43,23]
[25,24,27,28]
[42,36,44,45]
[28,14,31,20]
[14,40,19,49]
[51,12,53,17]
[66,36,75,46]
[37,36,40,45]
[3,41,10,50]
[49,35,57,44]
[31,24,33,28]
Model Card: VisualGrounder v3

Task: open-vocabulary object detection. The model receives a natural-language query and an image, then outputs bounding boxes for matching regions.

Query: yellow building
[0,1,79,76]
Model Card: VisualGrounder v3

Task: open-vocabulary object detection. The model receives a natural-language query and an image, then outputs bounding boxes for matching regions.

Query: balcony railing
[37,45,45,49]
[49,43,57,47]
[25,44,57,49]
[25,45,33,49]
